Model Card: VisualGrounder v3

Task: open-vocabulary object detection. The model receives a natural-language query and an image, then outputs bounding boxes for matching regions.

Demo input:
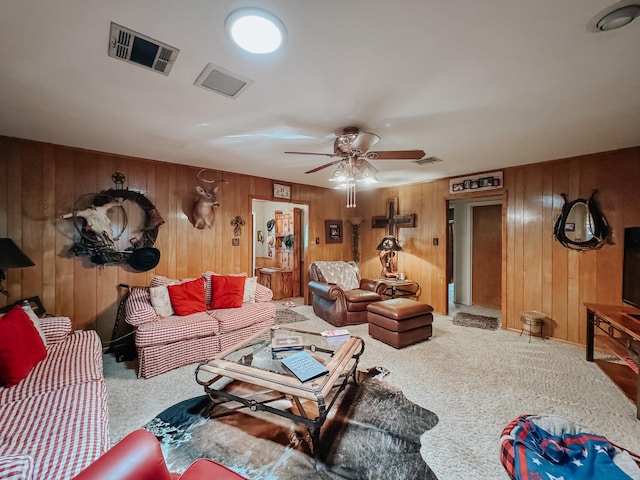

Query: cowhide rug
[144,368,439,479]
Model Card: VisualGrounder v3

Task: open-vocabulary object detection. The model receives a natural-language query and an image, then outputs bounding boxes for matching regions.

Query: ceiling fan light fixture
[225,8,286,54]
[357,175,379,184]
[329,163,352,183]
[596,4,640,31]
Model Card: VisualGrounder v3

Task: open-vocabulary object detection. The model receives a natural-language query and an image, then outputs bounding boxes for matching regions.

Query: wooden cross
[371,198,416,236]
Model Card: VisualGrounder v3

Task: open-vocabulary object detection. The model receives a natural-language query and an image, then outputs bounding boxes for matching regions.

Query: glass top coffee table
[195,325,364,455]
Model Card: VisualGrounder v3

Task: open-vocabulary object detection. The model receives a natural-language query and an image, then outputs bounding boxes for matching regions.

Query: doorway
[447,197,502,316]
[251,199,308,300]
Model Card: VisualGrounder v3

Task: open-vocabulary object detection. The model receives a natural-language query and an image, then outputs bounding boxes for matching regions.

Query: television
[622,227,640,319]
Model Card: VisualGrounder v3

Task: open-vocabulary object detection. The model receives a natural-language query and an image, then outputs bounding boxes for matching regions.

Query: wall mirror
[554,190,609,250]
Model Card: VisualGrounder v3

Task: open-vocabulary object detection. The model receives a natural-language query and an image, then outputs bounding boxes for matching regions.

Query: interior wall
[0,136,352,340]
[355,146,640,345]
[2,135,639,346]
[449,198,502,306]
[252,199,309,276]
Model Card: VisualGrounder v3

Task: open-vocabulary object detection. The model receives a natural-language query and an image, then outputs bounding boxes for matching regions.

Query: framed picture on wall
[325,220,343,244]
[273,182,291,200]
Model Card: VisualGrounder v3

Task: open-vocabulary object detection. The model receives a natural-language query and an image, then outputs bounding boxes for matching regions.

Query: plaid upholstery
[499,415,534,480]
[0,382,109,480]
[149,275,179,287]
[201,271,215,306]
[124,287,157,326]
[219,318,275,351]
[0,332,103,405]
[38,316,72,345]
[254,283,274,302]
[134,312,218,347]
[0,455,34,480]
[0,328,109,480]
[211,302,276,334]
[127,271,277,378]
[137,335,220,379]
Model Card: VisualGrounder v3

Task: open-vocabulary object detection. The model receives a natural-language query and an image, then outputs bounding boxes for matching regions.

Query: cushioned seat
[367,298,433,348]
[499,415,640,480]
[308,261,386,327]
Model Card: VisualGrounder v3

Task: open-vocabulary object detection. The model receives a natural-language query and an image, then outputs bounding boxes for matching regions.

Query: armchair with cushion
[72,429,247,480]
[308,260,386,327]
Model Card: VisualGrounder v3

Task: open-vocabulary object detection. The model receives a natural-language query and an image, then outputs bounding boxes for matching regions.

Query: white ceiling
[1,1,639,190]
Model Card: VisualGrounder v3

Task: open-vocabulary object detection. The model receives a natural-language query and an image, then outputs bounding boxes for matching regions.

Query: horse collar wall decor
[553,190,610,251]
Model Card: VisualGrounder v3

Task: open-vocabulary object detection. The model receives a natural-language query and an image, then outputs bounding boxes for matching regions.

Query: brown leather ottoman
[366,298,433,348]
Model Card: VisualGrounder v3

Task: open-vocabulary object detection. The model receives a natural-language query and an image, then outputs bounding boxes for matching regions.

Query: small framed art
[325,220,343,244]
[273,182,291,200]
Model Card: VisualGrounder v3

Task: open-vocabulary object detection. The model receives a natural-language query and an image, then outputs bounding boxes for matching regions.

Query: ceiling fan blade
[350,131,380,154]
[285,151,338,158]
[365,149,426,160]
[305,160,343,174]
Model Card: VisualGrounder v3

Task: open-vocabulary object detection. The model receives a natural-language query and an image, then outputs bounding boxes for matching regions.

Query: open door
[471,204,502,309]
[292,207,302,297]
[252,199,308,300]
[448,197,502,311]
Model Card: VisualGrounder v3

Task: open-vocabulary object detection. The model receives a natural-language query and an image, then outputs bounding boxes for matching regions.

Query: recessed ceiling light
[225,8,286,54]
[596,4,640,31]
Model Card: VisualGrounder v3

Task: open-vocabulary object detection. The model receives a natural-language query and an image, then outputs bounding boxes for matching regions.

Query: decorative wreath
[67,188,164,267]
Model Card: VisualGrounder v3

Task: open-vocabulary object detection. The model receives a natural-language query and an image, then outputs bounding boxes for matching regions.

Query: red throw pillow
[0,305,47,386]
[167,277,207,316]
[211,275,246,309]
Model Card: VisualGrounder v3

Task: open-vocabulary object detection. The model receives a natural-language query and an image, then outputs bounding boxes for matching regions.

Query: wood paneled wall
[355,147,640,345]
[504,148,640,343]
[0,136,352,339]
[2,135,639,346]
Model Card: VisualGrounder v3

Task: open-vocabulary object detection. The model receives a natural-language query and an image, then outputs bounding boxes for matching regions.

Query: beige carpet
[104,306,640,479]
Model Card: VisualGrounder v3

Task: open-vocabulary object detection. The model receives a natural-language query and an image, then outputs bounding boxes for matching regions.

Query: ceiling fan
[284,126,425,174]
[285,127,426,208]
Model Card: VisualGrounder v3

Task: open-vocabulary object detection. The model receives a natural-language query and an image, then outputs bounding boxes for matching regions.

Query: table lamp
[0,238,35,297]
[376,235,402,278]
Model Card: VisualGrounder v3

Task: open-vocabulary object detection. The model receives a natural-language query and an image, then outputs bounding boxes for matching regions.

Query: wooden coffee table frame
[195,325,365,455]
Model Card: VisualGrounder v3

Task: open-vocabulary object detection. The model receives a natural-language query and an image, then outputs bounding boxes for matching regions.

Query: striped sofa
[125,272,277,379]
[0,317,109,480]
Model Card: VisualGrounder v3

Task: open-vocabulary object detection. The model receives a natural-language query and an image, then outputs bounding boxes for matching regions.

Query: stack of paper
[321,329,350,343]
[271,336,304,352]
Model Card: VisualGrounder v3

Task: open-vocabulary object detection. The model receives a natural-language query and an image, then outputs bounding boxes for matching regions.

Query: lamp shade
[0,239,35,269]
[375,235,403,252]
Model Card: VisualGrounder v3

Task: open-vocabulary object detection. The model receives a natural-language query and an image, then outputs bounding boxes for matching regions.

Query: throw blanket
[512,416,632,480]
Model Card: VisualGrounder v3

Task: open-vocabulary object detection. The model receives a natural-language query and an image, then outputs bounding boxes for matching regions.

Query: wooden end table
[585,303,640,419]
[377,278,420,299]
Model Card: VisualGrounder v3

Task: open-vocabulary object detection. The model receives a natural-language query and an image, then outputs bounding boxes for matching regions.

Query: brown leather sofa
[308,261,386,327]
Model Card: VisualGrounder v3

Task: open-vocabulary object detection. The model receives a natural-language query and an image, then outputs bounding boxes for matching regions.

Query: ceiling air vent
[108,22,179,76]
[194,63,253,99]
[413,156,443,166]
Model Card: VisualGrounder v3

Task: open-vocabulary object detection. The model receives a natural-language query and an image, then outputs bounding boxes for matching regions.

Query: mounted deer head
[192,169,226,229]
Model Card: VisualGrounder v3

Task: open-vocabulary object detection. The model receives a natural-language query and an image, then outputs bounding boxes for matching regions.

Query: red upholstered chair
[72,429,247,480]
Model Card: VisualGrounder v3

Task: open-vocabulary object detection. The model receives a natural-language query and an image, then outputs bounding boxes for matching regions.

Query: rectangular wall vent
[413,156,443,165]
[194,63,253,99]
[108,22,179,76]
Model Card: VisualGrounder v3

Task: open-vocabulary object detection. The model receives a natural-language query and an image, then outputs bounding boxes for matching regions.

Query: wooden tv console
[585,303,640,419]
